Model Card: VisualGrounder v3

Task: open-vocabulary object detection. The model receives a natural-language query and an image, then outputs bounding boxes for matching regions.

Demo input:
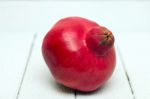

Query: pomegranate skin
[42,17,116,92]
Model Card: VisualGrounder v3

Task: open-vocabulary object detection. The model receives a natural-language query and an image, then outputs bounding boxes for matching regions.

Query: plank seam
[16,33,37,99]
[75,90,77,99]
[116,44,136,99]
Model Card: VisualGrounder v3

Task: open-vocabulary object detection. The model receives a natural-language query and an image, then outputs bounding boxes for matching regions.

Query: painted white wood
[17,34,75,99]
[117,33,150,99]
[76,45,133,99]
[0,33,33,99]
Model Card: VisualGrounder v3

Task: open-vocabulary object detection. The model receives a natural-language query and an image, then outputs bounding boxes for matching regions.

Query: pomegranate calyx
[86,27,114,56]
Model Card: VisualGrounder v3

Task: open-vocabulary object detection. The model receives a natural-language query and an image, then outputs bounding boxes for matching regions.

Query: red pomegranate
[42,17,116,92]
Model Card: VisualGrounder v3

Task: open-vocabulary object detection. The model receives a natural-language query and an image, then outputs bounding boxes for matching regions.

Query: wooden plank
[76,45,133,99]
[17,34,75,99]
[117,33,150,99]
[0,34,33,99]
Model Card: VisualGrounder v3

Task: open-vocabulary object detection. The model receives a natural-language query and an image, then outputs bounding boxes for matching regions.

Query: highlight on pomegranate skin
[42,17,116,92]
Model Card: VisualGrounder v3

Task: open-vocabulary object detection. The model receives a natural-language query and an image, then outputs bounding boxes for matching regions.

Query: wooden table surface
[0,1,150,99]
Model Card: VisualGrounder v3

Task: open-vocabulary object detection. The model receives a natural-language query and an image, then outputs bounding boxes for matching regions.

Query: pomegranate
[42,17,116,92]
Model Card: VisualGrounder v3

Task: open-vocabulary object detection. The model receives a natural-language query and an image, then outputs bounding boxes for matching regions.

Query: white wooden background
[0,1,150,99]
